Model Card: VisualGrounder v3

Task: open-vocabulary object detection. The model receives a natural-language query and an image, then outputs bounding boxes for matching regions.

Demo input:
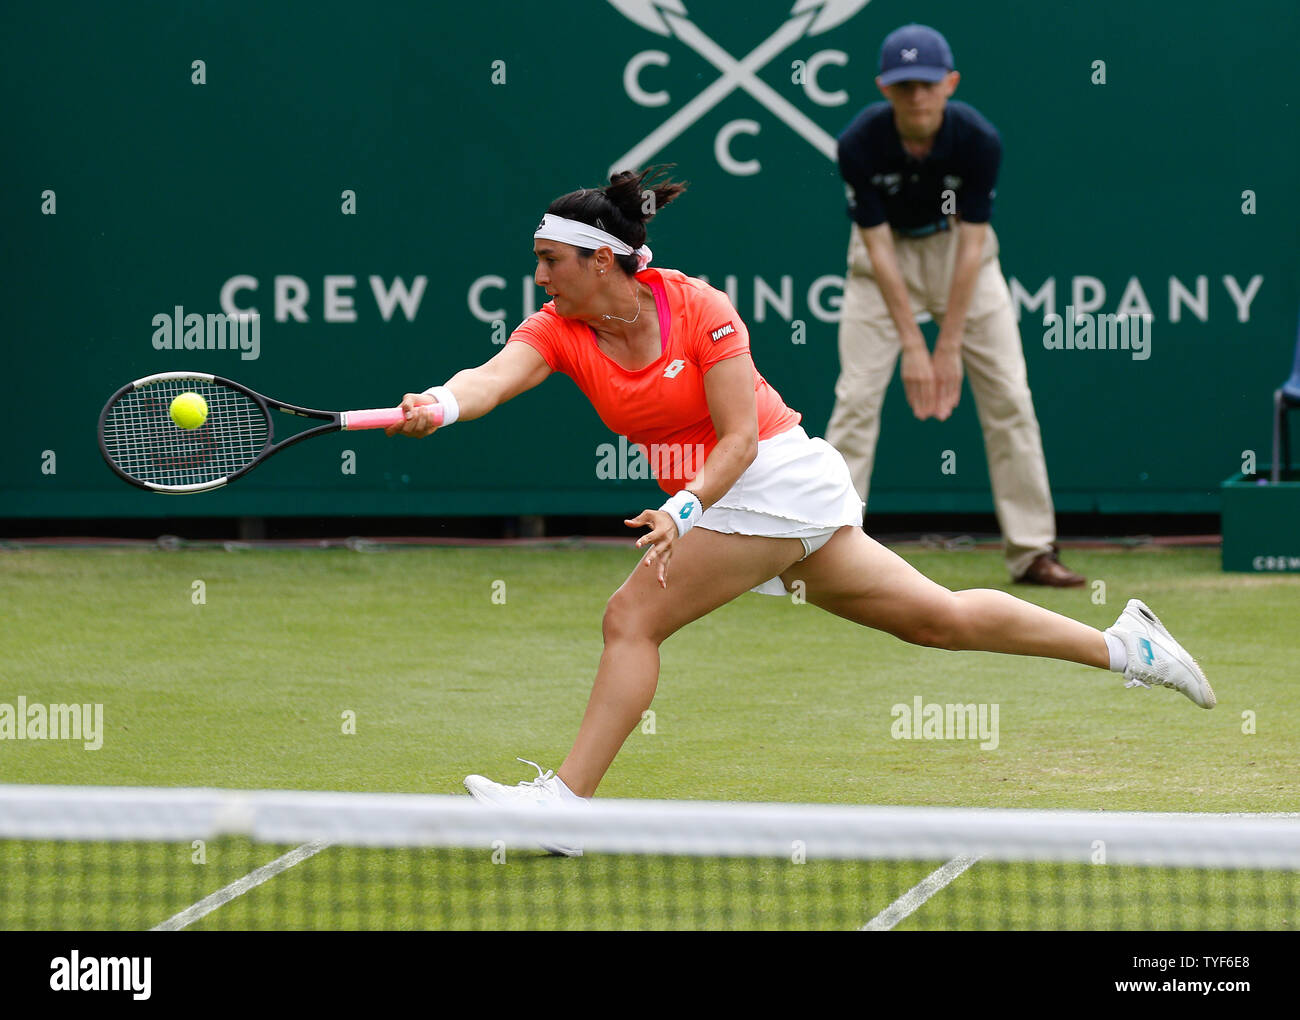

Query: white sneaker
[1106,599,1216,709]
[463,758,586,856]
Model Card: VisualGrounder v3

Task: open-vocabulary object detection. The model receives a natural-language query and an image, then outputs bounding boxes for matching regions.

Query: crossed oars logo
[607,0,872,174]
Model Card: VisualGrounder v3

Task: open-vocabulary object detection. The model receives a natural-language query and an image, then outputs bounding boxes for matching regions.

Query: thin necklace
[601,285,642,325]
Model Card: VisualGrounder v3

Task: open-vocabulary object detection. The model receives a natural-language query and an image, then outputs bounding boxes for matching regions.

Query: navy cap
[878,24,954,85]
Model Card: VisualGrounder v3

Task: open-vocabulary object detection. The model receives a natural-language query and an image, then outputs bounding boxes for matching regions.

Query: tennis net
[1,785,1295,931]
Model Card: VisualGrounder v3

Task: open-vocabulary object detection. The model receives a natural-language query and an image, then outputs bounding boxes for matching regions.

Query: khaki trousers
[824,224,1056,579]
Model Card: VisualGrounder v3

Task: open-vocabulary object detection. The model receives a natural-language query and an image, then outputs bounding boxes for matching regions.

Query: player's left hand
[625,508,676,589]
[932,343,964,421]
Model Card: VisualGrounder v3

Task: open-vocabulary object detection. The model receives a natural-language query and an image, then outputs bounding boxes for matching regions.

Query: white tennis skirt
[696,425,864,595]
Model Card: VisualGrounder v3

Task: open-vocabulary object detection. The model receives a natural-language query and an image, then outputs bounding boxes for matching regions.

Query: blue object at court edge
[1270,307,1300,483]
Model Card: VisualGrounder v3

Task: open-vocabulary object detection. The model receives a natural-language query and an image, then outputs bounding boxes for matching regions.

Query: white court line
[152,840,329,931]
[862,855,981,931]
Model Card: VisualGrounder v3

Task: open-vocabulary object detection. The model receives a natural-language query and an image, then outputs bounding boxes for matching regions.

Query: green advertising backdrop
[2,0,1296,519]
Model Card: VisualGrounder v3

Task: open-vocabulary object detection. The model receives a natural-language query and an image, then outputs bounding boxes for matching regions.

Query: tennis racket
[98,371,442,493]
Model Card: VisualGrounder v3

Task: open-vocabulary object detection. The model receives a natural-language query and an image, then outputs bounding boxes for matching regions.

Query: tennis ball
[170,391,208,430]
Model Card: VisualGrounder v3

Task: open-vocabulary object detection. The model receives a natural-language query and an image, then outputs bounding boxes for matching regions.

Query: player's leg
[781,525,1107,664]
[558,528,805,797]
[780,527,1214,707]
[824,233,913,503]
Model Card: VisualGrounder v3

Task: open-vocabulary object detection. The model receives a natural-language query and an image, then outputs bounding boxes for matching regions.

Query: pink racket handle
[343,405,445,430]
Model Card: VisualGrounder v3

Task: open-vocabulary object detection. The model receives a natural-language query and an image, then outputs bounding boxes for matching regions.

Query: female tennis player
[388,168,1213,851]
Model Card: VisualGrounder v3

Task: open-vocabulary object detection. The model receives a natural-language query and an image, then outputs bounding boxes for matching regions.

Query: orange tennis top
[509,267,801,494]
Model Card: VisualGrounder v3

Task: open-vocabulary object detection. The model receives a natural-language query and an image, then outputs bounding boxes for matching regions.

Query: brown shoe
[1016,550,1086,587]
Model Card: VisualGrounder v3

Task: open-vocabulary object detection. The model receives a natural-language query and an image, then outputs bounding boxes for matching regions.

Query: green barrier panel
[1,0,1295,518]
[1221,472,1300,572]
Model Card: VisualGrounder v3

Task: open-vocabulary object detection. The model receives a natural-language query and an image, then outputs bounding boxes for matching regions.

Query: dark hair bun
[604,166,688,225]
[545,165,689,273]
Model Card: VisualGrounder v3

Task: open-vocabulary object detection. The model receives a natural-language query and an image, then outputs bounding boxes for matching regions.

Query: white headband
[534,213,653,271]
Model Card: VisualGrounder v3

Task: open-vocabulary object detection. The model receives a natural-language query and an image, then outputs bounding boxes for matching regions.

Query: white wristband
[421,385,460,426]
[659,489,703,537]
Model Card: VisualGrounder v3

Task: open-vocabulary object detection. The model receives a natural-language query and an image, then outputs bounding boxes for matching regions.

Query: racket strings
[101,380,270,488]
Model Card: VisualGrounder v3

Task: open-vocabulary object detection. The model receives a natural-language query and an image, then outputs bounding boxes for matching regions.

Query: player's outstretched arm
[386,342,551,437]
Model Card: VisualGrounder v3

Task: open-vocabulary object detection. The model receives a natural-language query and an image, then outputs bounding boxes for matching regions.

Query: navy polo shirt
[837,100,1001,231]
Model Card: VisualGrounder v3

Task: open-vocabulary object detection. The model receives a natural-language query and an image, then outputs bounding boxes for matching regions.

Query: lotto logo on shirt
[710,322,736,342]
